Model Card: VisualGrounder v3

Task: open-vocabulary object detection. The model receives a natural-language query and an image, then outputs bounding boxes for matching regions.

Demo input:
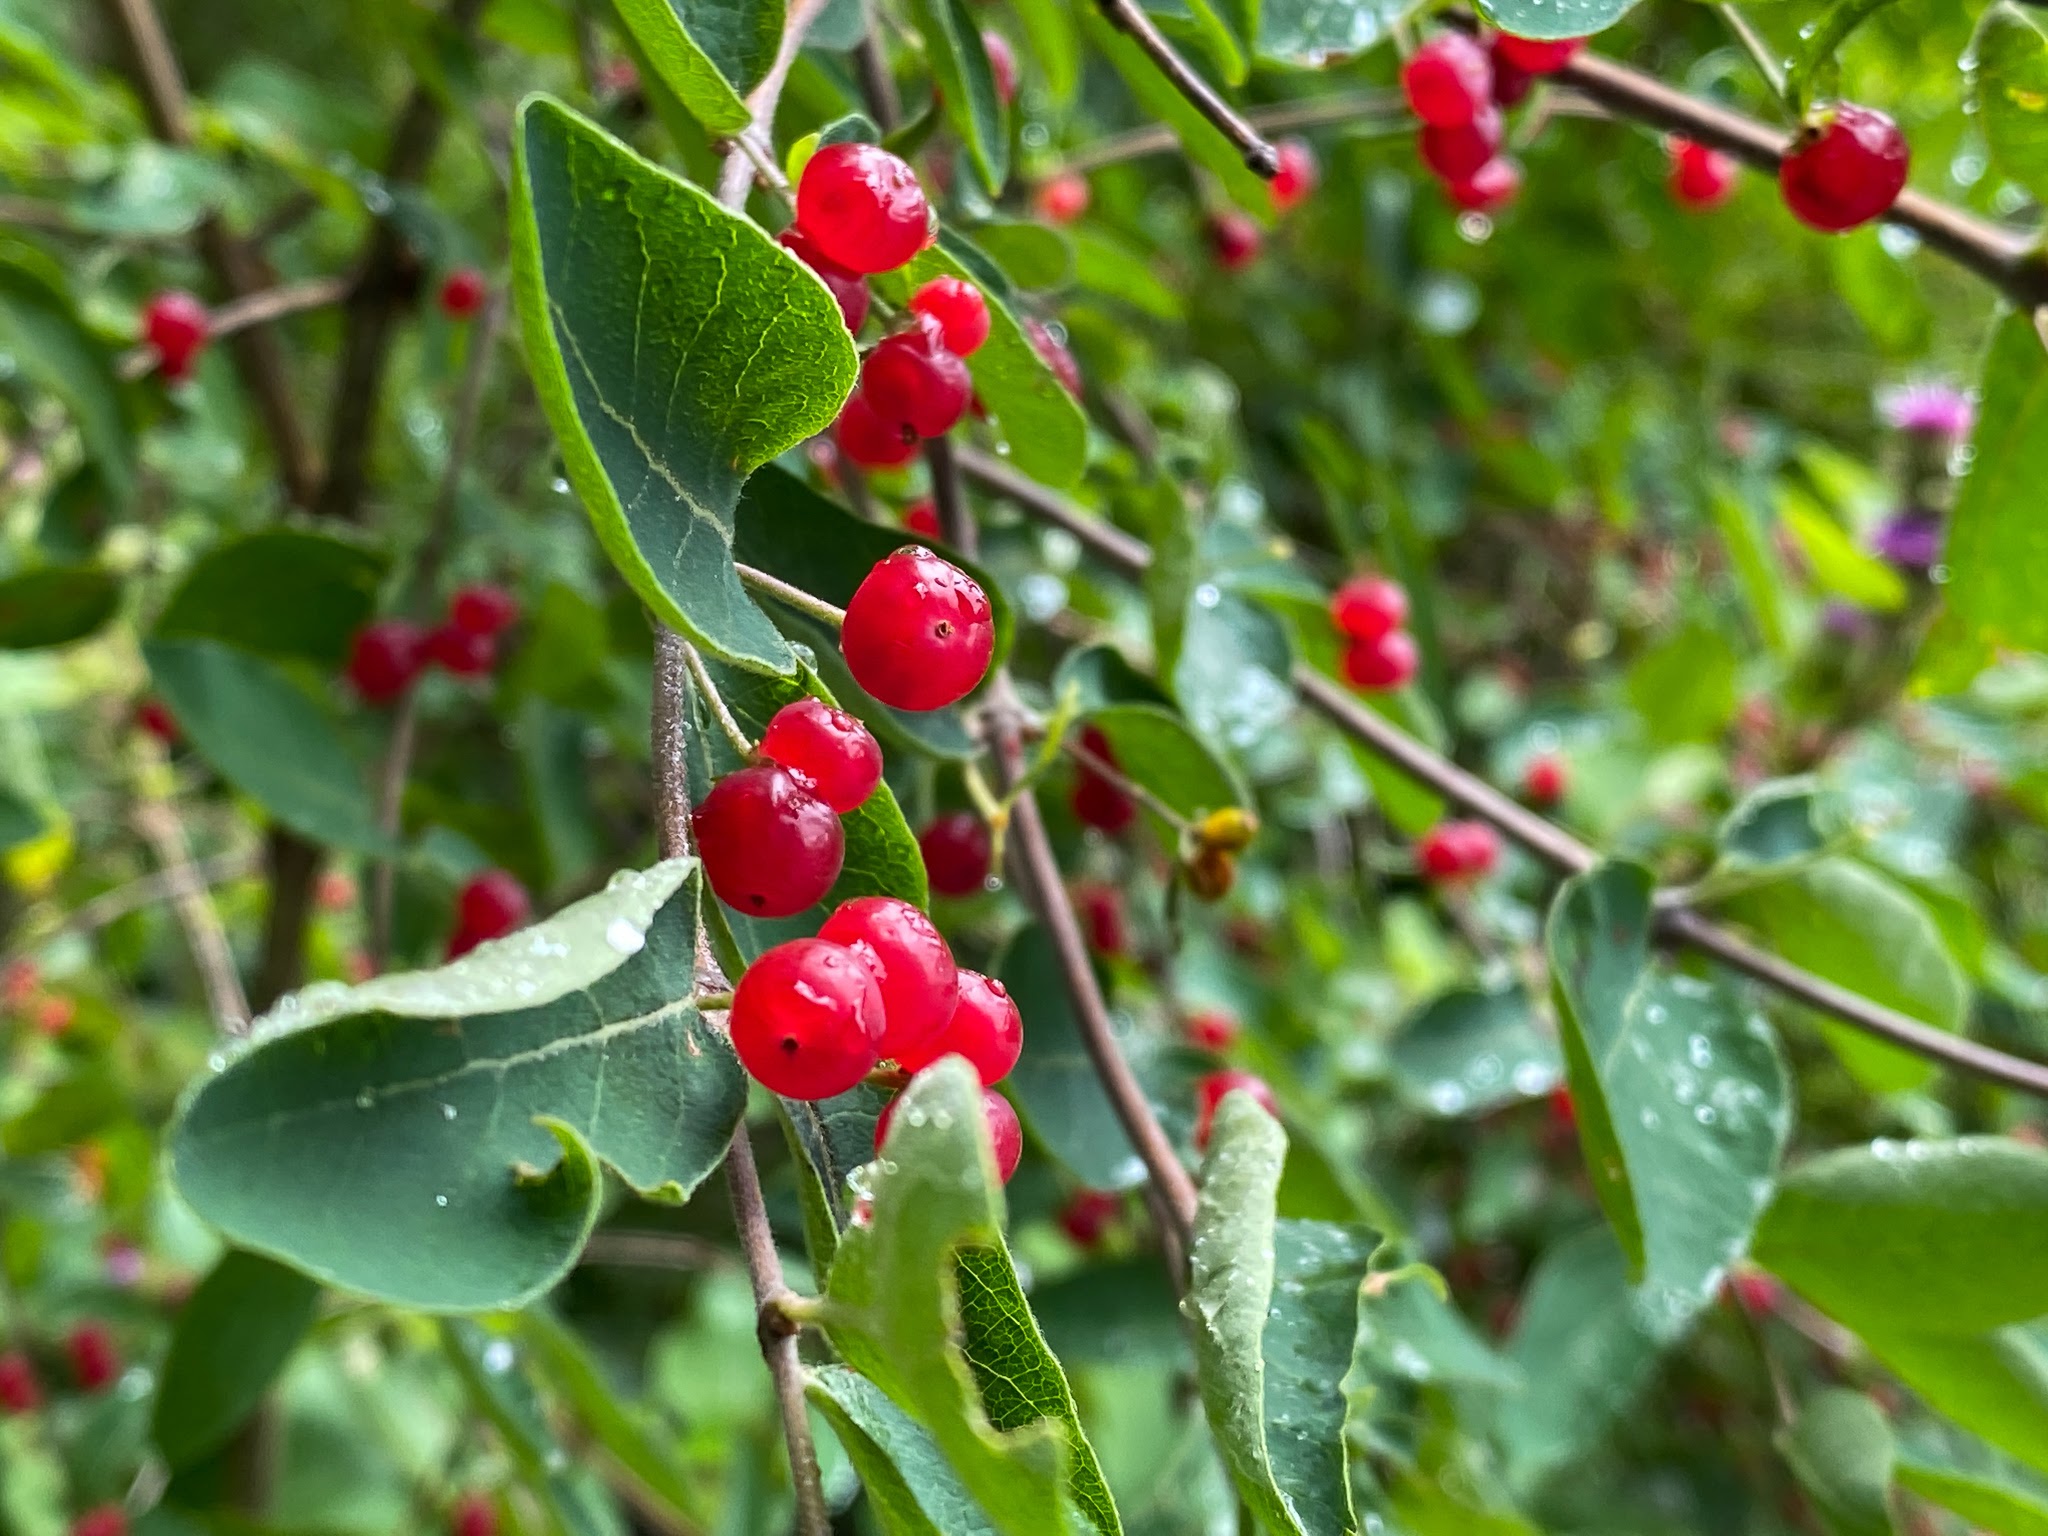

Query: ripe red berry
[439,268,486,319]
[1270,138,1318,212]
[795,142,932,275]
[135,697,178,744]
[1728,1270,1782,1316]
[1070,724,1137,834]
[779,227,872,333]
[2,959,36,1011]
[902,499,941,539]
[1491,33,1583,72]
[1447,158,1522,212]
[758,697,883,813]
[1329,575,1409,642]
[819,896,960,1061]
[67,1322,118,1392]
[1548,1086,1576,1131]
[448,869,531,959]
[841,547,994,711]
[1402,33,1493,129]
[1419,105,1504,183]
[347,619,428,705]
[1206,211,1263,271]
[1035,173,1090,225]
[33,996,74,1036]
[142,291,209,381]
[920,811,992,896]
[1072,881,1128,957]
[1416,820,1500,884]
[835,390,920,469]
[874,1082,1023,1180]
[451,1493,498,1536]
[71,1508,127,1536]
[1779,102,1908,232]
[1026,319,1083,397]
[425,622,497,678]
[1341,629,1419,691]
[1194,1069,1279,1150]
[449,584,519,637]
[895,969,1022,1084]
[1523,753,1567,806]
[1185,1008,1239,1052]
[982,30,1018,104]
[732,938,885,1098]
[909,277,991,358]
[861,322,972,439]
[1488,42,1534,106]
[1670,137,1738,209]
[1058,1189,1120,1247]
[694,764,845,917]
[316,869,357,911]
[0,1350,41,1414]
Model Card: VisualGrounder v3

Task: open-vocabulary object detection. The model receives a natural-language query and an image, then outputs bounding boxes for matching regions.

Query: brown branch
[132,796,251,1033]
[3,850,254,961]
[366,694,417,976]
[1054,91,1404,175]
[1094,0,1279,176]
[117,275,351,380]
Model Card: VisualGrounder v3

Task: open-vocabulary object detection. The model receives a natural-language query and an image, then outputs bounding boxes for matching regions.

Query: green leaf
[1006,0,1080,100]
[910,0,1008,193]
[446,1319,623,1534]
[1779,487,1908,612]
[1257,0,1419,67]
[1546,861,1792,1336]
[1072,231,1182,320]
[1473,0,1638,41]
[1975,5,2048,205]
[808,1365,1002,1536]
[1714,776,1841,878]
[510,95,856,676]
[1897,1451,2048,1535]
[1084,703,1247,833]
[1707,479,1790,655]
[144,636,397,856]
[972,221,1074,290]
[1386,985,1561,1118]
[1922,312,2048,691]
[1174,589,1294,761]
[0,564,119,649]
[1183,1090,1373,1536]
[778,1083,888,1274]
[1875,1328,2048,1476]
[1625,621,1739,745]
[154,529,387,667]
[610,0,781,135]
[821,1058,1119,1536]
[151,1250,322,1469]
[0,787,45,852]
[0,241,134,506]
[168,859,746,1311]
[1779,1391,1898,1536]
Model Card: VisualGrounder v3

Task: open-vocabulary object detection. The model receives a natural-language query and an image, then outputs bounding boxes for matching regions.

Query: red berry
[448,870,531,959]
[1523,753,1567,806]
[33,996,74,1036]
[67,1322,118,1392]
[1548,1086,1576,1131]
[795,142,933,274]
[861,322,972,438]
[1329,575,1409,642]
[1058,1189,1119,1247]
[1417,820,1499,884]
[1070,724,1137,834]
[1194,1069,1279,1150]
[1779,102,1908,232]
[757,697,883,813]
[142,291,209,381]
[439,268,486,319]
[732,938,885,1098]
[135,698,178,743]
[819,896,960,1062]
[451,1493,498,1536]
[1073,881,1127,957]
[449,584,519,637]
[1419,105,1503,183]
[346,620,428,705]
[1670,137,1738,209]
[426,622,497,678]
[982,30,1018,104]
[874,1082,1022,1180]
[1026,319,1083,397]
[1206,211,1262,271]
[1728,1271,1782,1315]
[1491,33,1583,72]
[0,1350,41,1414]
[316,869,357,911]
[71,1508,127,1536]
[780,228,872,333]
[693,764,845,917]
[909,276,991,358]
[1185,1008,1239,1052]
[2,959,36,1011]
[835,390,920,469]
[902,499,941,539]
[920,811,992,896]
[895,969,1021,1083]
[1488,44,1534,106]
[1402,34,1492,129]
[1035,173,1090,225]
[1341,629,1419,691]
[1270,138,1318,211]
[841,547,994,711]
[1447,158,1522,212]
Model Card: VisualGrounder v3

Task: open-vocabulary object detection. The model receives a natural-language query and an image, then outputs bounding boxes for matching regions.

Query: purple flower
[1878,382,1974,441]
[1871,508,1944,571]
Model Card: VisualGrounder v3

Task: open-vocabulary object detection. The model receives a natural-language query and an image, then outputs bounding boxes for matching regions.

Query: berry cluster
[1402,31,1582,213]
[0,1320,123,1422]
[447,869,532,959]
[3,958,78,1037]
[346,583,521,705]
[1329,573,1418,692]
[1415,819,1502,885]
[141,291,210,383]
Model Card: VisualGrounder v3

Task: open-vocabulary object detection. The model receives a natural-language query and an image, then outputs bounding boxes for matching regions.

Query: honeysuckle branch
[115,275,353,380]
[3,851,254,964]
[1053,91,1406,175]
[132,790,251,1033]
[960,454,2048,1101]
[735,563,848,628]
[1093,0,1281,177]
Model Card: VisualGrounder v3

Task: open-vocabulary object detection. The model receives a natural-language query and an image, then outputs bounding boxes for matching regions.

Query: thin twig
[1093,0,1279,176]
[3,851,253,962]
[1055,91,1405,175]
[853,0,903,133]
[1715,5,1788,106]
[116,275,352,380]
[132,796,251,1033]
[579,1230,737,1270]
[736,563,847,628]
[680,643,755,756]
[1060,734,1192,832]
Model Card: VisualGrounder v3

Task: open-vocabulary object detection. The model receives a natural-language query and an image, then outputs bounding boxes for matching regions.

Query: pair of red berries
[447,869,532,960]
[347,583,520,705]
[1403,31,1580,212]
[1202,137,1321,272]
[0,1323,119,1416]
[833,280,992,468]
[1070,724,1137,834]
[1416,818,1502,884]
[1329,574,1419,692]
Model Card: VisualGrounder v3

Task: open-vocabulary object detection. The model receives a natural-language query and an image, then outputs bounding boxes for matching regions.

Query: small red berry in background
[0,1349,41,1414]
[1206,211,1263,271]
[1669,137,1737,209]
[1487,44,1533,107]
[1035,172,1090,225]
[426,623,497,678]
[841,547,994,711]
[1778,102,1909,232]
[1194,1069,1279,1150]
[1416,820,1500,884]
[1270,137,1318,211]
[901,499,941,539]
[1058,1189,1120,1247]
[1727,1270,1782,1316]
[451,1492,498,1536]
[982,30,1018,104]
[438,268,486,319]
[920,811,992,896]
[33,995,75,1036]
[1070,724,1137,834]
[909,276,991,358]
[1522,753,1568,806]
[819,896,960,1062]
[1447,158,1522,212]
[142,291,209,382]
[2,958,36,1011]
[135,697,178,744]
[1420,105,1504,183]
[1026,319,1083,397]
[1491,32,1583,73]
[694,763,844,917]
[71,1507,127,1536]
[1341,629,1419,691]
[1184,1008,1239,1052]
[780,227,872,333]
[1402,33,1493,129]
[862,320,972,438]
[1072,881,1128,957]
[895,969,1022,1083]
[316,869,357,912]
[1329,575,1408,641]
[1548,1086,1576,1132]
[734,938,885,1098]
[598,58,640,94]
[447,870,532,959]
[794,142,933,274]
[67,1321,119,1392]
[757,697,883,813]
[346,620,427,705]
[449,584,519,637]
[835,391,920,469]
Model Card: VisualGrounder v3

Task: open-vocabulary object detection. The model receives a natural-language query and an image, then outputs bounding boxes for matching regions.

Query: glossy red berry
[780,227,871,333]
[1492,33,1583,72]
[1329,575,1408,642]
[71,1508,127,1536]
[1185,1008,1239,1052]
[135,697,178,743]
[1416,820,1499,883]
[1270,138,1318,211]
[449,584,519,637]
[1420,105,1504,183]
[1058,1189,1119,1247]
[0,1350,41,1414]
[920,812,992,896]
[1035,173,1090,225]
[896,969,1021,1083]
[835,391,920,469]
[1206,211,1262,271]
[694,764,845,917]
[1194,1069,1279,1150]
[142,291,209,381]
[1070,724,1137,834]
[451,1493,498,1536]
[902,499,941,539]
[1341,629,1419,691]
[346,619,427,705]
[1523,753,1567,806]
[909,277,991,358]
[448,870,531,958]
[758,697,883,813]
[982,30,1018,103]
[874,1082,1022,1179]
[66,1322,118,1392]
[1779,102,1908,232]
[1670,137,1738,209]
[439,268,486,319]
[733,938,885,1098]
[1402,33,1492,129]
[426,622,497,678]
[819,896,959,1061]
[861,322,972,438]
[1073,881,1128,957]
[1026,319,1083,397]
[1448,158,1522,212]
[795,142,932,274]
[841,547,994,711]
[1488,42,1534,106]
